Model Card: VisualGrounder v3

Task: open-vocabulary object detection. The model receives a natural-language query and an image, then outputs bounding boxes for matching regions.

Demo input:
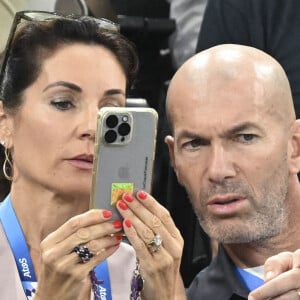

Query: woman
[0,11,184,300]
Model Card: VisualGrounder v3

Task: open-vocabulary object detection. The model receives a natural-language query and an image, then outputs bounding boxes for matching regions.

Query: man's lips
[208,194,245,205]
[67,154,94,170]
[207,194,247,215]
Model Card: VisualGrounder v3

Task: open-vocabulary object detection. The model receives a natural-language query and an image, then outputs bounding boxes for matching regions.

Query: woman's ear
[0,101,13,148]
[288,120,300,174]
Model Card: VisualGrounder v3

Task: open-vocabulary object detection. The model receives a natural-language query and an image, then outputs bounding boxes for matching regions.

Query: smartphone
[90,107,158,221]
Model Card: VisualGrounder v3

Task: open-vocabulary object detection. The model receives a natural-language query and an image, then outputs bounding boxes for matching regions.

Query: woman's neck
[10,183,89,251]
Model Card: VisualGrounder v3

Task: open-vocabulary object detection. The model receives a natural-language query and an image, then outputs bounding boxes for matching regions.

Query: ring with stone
[73,244,94,263]
[146,234,162,253]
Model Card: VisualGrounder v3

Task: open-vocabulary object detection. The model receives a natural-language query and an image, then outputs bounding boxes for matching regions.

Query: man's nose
[207,145,236,184]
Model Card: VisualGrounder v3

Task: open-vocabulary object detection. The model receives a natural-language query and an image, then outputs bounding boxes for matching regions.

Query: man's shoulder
[186,246,249,300]
[186,256,223,296]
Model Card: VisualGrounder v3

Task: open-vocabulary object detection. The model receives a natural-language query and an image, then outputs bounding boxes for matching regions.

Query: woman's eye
[99,102,122,109]
[51,99,75,111]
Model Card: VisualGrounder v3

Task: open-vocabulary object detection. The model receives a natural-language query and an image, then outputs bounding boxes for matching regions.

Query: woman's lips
[67,154,94,170]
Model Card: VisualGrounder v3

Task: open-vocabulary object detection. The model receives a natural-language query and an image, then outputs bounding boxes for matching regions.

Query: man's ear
[288,120,300,174]
[0,101,13,148]
[165,135,175,167]
[165,135,184,185]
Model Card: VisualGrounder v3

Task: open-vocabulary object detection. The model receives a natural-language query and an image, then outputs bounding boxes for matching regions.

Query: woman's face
[7,43,127,197]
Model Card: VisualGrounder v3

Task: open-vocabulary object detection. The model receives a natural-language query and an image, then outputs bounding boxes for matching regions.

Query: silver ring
[146,234,162,253]
[73,245,93,263]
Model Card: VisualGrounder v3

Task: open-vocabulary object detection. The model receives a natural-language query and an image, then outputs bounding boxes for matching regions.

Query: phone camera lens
[118,123,131,136]
[106,115,118,128]
[104,130,117,143]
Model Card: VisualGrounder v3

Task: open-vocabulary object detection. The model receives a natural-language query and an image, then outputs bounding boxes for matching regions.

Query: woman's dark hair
[1,17,139,111]
[0,16,139,200]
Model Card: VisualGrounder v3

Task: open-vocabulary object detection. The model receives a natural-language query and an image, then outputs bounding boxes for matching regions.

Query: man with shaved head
[165,44,300,299]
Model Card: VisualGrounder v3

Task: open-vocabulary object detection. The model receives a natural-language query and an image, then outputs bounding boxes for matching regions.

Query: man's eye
[236,134,256,143]
[51,100,74,111]
[183,139,207,149]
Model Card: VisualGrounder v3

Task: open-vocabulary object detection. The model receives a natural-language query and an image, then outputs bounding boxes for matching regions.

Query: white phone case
[90,107,158,221]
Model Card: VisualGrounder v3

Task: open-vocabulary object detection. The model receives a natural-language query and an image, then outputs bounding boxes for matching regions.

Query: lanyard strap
[0,195,37,297]
[92,261,112,300]
[236,266,264,292]
[0,195,112,300]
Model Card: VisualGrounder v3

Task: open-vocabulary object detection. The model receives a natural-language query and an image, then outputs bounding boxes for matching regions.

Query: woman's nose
[79,107,98,141]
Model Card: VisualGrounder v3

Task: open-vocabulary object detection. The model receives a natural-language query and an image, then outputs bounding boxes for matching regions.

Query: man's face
[167,73,291,244]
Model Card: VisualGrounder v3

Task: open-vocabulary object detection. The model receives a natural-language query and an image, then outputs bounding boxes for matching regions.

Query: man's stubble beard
[188,162,289,244]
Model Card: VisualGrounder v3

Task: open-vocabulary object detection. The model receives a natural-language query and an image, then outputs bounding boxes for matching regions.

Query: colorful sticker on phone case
[111,183,134,206]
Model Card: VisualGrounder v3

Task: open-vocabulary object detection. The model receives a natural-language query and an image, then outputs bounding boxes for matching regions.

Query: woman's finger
[41,209,114,246]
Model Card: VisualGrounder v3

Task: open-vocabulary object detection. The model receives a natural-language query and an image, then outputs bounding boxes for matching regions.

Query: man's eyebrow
[176,122,263,140]
[224,122,263,136]
[176,130,207,141]
[43,81,82,93]
[103,89,126,97]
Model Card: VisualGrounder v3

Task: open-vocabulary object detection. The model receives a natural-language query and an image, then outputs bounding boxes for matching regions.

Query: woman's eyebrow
[43,81,82,93]
[103,89,125,97]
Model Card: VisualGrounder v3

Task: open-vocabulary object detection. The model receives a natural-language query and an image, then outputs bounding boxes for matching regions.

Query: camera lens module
[104,130,117,143]
[106,115,118,128]
[118,122,131,136]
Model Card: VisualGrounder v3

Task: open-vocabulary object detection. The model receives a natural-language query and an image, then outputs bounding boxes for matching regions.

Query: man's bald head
[166,44,295,131]
[165,44,300,247]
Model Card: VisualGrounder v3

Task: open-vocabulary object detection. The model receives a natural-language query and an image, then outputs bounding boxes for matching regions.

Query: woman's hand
[34,209,123,300]
[117,191,186,300]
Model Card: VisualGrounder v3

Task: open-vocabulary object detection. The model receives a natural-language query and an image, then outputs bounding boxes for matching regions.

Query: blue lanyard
[236,266,264,292]
[0,195,37,297]
[92,261,112,300]
[0,195,112,300]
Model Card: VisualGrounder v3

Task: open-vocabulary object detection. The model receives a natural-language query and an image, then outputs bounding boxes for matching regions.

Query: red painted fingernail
[118,200,128,210]
[124,219,132,228]
[115,234,123,241]
[123,193,134,202]
[137,190,147,200]
[113,220,123,229]
[102,210,112,218]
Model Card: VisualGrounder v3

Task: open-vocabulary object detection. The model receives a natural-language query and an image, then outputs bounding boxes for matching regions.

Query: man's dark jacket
[187,246,249,300]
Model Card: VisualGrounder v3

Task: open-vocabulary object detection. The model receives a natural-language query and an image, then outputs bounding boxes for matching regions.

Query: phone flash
[122,115,129,122]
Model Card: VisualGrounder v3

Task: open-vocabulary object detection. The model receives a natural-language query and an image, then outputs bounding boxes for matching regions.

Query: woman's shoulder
[107,242,136,299]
